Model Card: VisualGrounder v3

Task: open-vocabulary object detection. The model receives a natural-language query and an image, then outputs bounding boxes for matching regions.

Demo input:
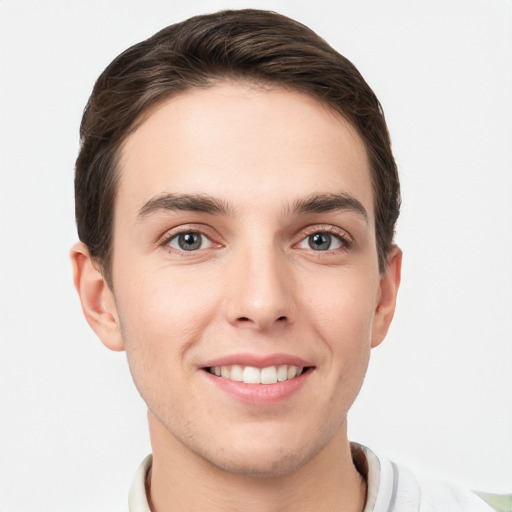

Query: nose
[224,242,295,331]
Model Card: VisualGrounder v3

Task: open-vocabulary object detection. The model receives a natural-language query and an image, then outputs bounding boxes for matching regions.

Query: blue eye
[168,232,212,251]
[298,232,344,251]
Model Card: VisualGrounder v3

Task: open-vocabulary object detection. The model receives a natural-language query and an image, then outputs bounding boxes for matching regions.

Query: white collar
[128,453,152,512]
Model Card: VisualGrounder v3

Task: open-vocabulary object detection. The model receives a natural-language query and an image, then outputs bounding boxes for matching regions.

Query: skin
[72,83,401,511]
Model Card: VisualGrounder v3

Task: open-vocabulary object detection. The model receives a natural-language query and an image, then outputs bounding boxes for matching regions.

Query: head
[72,9,401,478]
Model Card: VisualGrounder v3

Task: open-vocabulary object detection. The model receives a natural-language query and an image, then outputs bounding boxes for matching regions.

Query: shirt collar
[128,454,152,512]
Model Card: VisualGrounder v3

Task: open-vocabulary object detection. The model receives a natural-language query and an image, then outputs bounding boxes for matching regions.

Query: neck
[146,411,366,512]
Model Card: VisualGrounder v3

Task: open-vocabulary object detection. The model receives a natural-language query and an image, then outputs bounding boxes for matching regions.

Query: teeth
[260,366,277,384]
[230,365,243,381]
[209,364,305,384]
[277,365,288,381]
[243,366,261,384]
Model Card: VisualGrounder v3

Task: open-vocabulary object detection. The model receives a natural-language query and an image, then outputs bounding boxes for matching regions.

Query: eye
[167,232,212,251]
[297,232,345,251]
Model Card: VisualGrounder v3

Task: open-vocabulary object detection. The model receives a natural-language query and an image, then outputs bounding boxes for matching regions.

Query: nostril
[234,315,287,326]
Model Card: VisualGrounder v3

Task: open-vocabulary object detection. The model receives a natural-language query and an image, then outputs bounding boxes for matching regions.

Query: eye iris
[309,232,331,251]
[178,233,201,251]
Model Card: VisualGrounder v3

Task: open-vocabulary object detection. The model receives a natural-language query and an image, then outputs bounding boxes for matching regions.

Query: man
[70,9,503,512]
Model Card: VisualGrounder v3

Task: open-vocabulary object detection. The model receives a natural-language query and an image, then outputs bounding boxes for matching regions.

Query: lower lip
[201,369,313,404]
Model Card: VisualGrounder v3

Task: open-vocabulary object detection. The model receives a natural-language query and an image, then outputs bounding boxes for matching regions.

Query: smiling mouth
[205,364,313,384]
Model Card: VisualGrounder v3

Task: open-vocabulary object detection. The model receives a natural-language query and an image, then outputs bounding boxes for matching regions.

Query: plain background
[0,0,511,510]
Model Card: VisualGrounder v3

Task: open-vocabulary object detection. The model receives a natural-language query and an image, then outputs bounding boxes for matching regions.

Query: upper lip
[201,353,314,369]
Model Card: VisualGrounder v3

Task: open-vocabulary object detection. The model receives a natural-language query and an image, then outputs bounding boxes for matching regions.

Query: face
[77,83,400,477]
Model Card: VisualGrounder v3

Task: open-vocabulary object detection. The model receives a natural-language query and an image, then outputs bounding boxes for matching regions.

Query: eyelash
[158,224,353,255]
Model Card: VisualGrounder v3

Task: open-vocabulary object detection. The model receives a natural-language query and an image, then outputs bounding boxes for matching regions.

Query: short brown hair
[75,9,400,286]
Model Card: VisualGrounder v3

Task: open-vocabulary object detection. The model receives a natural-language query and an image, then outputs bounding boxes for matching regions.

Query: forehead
[117,82,374,222]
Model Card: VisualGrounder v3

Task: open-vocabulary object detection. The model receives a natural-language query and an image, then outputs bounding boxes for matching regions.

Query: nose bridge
[225,237,294,330]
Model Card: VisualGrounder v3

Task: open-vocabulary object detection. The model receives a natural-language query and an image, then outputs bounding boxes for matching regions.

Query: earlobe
[371,246,402,348]
[70,242,125,352]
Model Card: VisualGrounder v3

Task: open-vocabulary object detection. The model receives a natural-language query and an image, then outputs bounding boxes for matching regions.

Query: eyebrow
[138,193,233,219]
[137,191,368,223]
[289,192,368,222]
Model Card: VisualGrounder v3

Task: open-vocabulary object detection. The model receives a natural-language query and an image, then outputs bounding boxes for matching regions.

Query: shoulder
[414,475,507,512]
[353,443,507,512]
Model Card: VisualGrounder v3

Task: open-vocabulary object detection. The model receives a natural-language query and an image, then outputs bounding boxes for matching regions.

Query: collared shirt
[129,444,500,511]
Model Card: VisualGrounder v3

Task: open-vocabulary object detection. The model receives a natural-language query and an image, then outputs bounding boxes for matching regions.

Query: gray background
[0,0,511,510]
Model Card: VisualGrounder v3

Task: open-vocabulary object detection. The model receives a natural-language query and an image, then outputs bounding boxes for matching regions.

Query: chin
[196,430,326,479]
[208,447,309,478]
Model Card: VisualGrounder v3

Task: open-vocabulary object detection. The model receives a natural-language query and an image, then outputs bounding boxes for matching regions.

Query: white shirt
[128,444,496,511]
[354,444,495,512]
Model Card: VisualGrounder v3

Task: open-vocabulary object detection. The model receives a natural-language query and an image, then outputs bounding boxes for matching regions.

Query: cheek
[113,268,220,389]
[303,269,378,338]
[299,269,378,379]
[116,266,219,339]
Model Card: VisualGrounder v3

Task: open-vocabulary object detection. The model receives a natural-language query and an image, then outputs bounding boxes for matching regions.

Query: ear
[70,242,124,352]
[371,246,402,348]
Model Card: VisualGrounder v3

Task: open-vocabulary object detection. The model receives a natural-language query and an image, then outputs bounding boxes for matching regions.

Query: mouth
[204,364,314,384]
